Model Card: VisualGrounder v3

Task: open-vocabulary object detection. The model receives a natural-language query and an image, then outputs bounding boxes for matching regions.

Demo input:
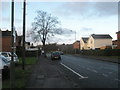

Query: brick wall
[117,32,120,40]
[73,42,80,49]
[116,31,120,49]
[2,36,12,52]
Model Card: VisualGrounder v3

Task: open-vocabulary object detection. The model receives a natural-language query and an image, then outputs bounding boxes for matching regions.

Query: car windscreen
[1,57,9,63]
[52,52,60,55]
[1,53,8,57]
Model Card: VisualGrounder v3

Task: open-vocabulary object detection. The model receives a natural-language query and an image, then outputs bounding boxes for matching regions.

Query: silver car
[0,52,19,63]
[0,55,10,69]
[0,55,10,79]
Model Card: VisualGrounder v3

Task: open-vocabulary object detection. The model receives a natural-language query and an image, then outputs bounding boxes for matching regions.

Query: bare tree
[31,10,62,56]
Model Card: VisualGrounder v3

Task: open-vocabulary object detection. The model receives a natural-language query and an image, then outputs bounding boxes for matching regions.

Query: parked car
[0,52,19,63]
[0,55,10,79]
[51,51,61,60]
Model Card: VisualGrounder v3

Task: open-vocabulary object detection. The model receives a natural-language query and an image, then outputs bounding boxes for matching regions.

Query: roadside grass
[2,57,37,88]
[18,57,37,65]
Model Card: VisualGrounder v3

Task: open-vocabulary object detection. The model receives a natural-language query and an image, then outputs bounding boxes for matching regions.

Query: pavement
[25,55,81,88]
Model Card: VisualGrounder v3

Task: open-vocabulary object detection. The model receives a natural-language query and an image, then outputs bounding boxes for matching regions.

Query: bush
[16,47,39,57]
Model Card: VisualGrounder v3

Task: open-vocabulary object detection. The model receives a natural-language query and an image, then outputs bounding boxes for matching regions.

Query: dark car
[51,52,61,60]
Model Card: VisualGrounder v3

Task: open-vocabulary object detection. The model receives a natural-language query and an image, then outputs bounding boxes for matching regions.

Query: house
[87,34,112,50]
[0,29,17,52]
[25,42,30,50]
[16,35,31,50]
[80,37,89,50]
[112,31,120,49]
[17,35,23,47]
[73,40,80,50]
[100,46,112,50]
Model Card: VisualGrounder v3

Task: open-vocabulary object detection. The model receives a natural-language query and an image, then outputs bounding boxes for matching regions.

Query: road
[55,54,119,88]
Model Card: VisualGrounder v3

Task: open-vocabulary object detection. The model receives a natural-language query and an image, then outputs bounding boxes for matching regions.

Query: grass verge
[2,57,37,88]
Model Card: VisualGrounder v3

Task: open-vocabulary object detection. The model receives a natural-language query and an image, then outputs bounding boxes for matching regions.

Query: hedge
[79,49,120,56]
[16,46,41,57]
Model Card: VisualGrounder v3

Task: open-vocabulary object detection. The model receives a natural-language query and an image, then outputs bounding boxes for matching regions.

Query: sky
[0,0,119,45]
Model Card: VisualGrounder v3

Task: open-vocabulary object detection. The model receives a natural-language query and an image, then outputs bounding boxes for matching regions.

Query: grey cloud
[93,2,118,16]
[62,28,75,34]
[55,2,118,18]
[62,28,75,37]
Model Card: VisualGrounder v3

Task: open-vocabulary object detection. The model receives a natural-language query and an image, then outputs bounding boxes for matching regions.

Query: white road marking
[60,63,88,79]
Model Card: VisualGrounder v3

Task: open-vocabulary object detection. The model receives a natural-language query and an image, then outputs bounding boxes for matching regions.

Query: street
[26,54,119,88]
[59,54,119,88]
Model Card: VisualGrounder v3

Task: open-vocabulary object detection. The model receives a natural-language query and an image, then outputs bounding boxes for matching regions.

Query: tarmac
[25,55,79,88]
[25,54,119,88]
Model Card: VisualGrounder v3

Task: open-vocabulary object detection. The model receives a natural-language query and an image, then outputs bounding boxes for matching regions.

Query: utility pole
[22,0,26,70]
[10,0,15,88]
[75,30,76,54]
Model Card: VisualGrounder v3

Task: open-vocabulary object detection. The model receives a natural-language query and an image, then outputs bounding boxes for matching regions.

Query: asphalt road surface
[50,54,119,88]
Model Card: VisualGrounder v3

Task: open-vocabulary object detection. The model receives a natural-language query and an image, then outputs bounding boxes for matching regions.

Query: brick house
[112,31,120,49]
[73,40,80,50]
[0,29,17,52]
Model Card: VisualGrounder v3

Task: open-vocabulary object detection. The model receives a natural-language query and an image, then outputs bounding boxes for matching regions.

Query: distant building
[112,31,120,49]
[87,34,112,50]
[80,34,112,50]
[17,36,23,47]
[16,35,31,50]
[80,37,89,50]
[0,29,17,52]
[73,40,80,50]
[100,46,112,50]
[25,42,30,50]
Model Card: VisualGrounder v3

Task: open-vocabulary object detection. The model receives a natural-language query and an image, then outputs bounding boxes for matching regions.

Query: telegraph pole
[22,0,26,70]
[75,30,76,54]
[10,0,15,88]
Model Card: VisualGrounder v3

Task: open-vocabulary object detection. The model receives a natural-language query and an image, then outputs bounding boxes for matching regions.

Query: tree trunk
[42,41,47,57]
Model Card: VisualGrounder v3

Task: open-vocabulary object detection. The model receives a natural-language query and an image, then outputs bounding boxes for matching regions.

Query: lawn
[18,57,38,65]
[2,57,37,88]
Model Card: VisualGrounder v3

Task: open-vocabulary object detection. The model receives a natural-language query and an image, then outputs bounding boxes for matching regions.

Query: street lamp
[70,30,77,54]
